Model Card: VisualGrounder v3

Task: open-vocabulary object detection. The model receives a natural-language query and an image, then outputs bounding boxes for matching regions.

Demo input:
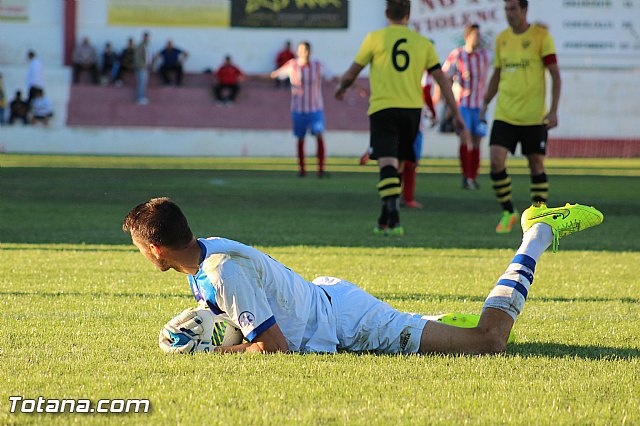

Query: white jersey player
[123,197,603,355]
[177,236,427,353]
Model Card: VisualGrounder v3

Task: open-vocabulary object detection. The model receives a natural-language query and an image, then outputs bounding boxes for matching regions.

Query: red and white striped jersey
[442,47,491,109]
[275,59,330,113]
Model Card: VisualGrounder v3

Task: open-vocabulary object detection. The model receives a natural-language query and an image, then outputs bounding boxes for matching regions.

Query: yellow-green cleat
[373,226,387,236]
[386,226,405,236]
[373,225,404,236]
[436,313,516,344]
[521,202,604,252]
[496,210,519,234]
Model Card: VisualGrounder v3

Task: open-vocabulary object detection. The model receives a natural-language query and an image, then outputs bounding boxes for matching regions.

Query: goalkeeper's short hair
[122,197,193,249]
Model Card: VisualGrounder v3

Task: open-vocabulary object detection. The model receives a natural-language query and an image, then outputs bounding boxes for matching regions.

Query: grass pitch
[1,154,639,425]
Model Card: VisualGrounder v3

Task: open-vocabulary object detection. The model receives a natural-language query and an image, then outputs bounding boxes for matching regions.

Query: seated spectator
[113,37,136,86]
[274,40,295,88]
[9,90,29,125]
[72,37,99,84]
[156,40,188,86]
[214,55,244,105]
[29,88,53,126]
[101,42,117,85]
[0,72,5,125]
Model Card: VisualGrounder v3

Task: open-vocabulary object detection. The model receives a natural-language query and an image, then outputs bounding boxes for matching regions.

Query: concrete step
[66,74,370,130]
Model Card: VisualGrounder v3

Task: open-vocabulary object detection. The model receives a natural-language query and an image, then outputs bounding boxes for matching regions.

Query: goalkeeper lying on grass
[123,197,602,355]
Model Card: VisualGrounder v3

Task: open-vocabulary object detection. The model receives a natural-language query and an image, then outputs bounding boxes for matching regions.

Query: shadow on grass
[508,342,640,360]
[2,167,640,251]
[0,290,191,300]
[3,294,637,360]
[375,292,640,304]
[2,290,638,306]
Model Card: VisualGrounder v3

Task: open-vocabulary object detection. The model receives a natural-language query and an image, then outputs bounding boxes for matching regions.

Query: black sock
[491,169,514,213]
[530,173,549,204]
[377,165,402,227]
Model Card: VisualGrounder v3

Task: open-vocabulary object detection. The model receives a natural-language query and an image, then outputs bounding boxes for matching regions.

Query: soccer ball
[212,320,244,346]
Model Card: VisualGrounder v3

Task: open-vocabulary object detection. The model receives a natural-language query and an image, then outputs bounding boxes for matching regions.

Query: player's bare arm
[215,323,289,354]
[480,67,501,120]
[545,63,561,129]
[335,62,364,100]
[431,68,466,132]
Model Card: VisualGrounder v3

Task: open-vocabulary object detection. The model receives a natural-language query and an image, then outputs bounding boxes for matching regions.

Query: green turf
[1,154,638,425]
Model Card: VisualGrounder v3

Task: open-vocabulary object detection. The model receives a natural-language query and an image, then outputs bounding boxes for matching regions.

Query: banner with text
[0,0,29,21]
[231,0,348,29]
[108,0,229,27]
[410,0,640,69]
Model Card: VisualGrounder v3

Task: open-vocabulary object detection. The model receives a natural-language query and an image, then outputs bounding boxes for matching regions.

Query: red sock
[402,161,417,203]
[316,134,325,172]
[470,147,480,180]
[459,144,470,178]
[297,138,305,173]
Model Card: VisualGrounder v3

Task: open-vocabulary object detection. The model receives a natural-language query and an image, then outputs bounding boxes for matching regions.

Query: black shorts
[489,120,548,155]
[369,108,421,162]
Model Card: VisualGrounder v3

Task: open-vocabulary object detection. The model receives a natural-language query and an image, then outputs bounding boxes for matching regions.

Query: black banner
[231,0,348,29]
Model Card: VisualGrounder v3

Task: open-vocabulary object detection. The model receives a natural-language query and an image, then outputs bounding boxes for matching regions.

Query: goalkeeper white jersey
[187,237,338,352]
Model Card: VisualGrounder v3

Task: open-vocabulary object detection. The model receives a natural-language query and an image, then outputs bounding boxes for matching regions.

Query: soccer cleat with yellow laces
[521,202,604,252]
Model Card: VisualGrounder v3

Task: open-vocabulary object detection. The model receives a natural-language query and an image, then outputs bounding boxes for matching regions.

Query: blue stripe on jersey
[188,275,204,303]
[188,263,225,315]
[206,300,224,315]
[245,315,276,342]
[512,254,536,273]
[197,239,207,264]
[497,279,529,299]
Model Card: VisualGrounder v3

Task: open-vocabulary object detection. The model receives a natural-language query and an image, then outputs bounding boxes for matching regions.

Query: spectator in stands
[30,87,53,126]
[156,40,188,86]
[0,72,5,125]
[8,91,29,125]
[25,50,44,104]
[113,37,136,86]
[101,42,117,85]
[134,31,153,105]
[274,40,295,88]
[72,37,99,84]
[213,55,244,105]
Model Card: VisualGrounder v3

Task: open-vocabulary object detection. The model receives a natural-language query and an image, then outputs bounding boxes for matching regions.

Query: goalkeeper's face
[132,236,174,272]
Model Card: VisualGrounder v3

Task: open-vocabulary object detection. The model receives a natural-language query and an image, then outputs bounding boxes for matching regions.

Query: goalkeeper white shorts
[313,277,428,354]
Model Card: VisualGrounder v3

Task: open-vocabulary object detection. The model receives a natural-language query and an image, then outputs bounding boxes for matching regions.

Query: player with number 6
[335,0,465,236]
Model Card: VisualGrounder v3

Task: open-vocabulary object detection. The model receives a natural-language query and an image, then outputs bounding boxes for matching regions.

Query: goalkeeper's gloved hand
[158,306,216,354]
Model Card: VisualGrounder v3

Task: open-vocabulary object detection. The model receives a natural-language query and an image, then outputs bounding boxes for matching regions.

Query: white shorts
[312,277,428,354]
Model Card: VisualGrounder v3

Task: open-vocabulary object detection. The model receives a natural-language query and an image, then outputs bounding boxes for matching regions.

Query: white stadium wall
[0,0,638,157]
[73,0,386,75]
[0,0,63,67]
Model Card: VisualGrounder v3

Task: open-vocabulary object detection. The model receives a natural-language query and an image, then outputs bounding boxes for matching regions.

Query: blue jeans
[135,68,149,101]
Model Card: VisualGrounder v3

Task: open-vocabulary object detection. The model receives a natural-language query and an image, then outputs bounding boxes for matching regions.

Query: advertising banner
[0,0,29,21]
[108,0,230,27]
[410,0,640,69]
[231,0,348,29]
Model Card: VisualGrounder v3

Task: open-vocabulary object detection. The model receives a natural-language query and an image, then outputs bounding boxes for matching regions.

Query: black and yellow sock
[491,169,514,213]
[377,165,402,227]
[530,173,549,204]
[377,204,389,228]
